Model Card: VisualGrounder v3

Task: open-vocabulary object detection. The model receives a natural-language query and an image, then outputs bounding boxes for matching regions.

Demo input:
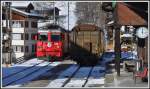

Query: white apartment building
[2,3,43,60]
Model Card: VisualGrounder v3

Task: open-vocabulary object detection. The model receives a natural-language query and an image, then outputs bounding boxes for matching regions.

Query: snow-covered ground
[3,61,49,86]
[85,66,105,87]
[64,67,92,87]
[3,58,107,88]
[101,51,138,65]
[5,62,61,88]
[47,65,106,88]
[2,58,61,87]
[121,51,138,60]
[2,58,43,78]
[46,64,79,87]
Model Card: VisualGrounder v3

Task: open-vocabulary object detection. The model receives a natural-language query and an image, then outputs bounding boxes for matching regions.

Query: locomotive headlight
[47,42,52,47]
[54,43,58,45]
[57,46,60,48]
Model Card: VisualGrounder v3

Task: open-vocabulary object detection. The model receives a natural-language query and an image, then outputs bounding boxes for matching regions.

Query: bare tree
[32,2,54,10]
[75,2,106,27]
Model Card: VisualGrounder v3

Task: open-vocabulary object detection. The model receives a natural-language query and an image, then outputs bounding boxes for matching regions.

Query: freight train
[69,24,105,66]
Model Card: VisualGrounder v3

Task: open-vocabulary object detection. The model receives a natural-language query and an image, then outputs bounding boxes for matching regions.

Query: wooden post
[114,26,121,76]
[114,2,121,76]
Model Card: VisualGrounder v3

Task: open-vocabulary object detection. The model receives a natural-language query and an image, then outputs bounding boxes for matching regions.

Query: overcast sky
[10,1,77,30]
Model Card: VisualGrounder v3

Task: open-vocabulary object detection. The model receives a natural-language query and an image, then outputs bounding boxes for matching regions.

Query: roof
[11,8,44,18]
[11,2,31,7]
[116,2,147,25]
[39,24,67,32]
[125,2,148,21]
[72,24,101,31]
[34,7,60,11]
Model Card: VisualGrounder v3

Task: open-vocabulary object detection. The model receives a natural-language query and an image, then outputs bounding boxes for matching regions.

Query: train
[35,24,105,65]
[69,24,105,66]
[35,24,69,61]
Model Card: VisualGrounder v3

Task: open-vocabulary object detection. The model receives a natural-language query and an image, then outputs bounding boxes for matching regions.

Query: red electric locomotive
[35,24,69,61]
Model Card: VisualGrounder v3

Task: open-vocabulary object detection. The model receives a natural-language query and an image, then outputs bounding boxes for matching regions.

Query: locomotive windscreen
[38,35,48,41]
[51,35,60,41]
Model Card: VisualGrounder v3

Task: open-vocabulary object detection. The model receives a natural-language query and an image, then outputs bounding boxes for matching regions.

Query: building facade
[2,3,43,64]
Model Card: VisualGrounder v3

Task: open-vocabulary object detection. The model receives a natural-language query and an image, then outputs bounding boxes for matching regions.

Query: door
[84,42,92,53]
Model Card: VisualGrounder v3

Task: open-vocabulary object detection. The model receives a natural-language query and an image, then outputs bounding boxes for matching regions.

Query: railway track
[46,64,80,87]
[2,59,45,79]
[18,57,76,87]
[63,67,93,87]
[84,66,105,87]
[3,57,106,88]
[47,65,106,88]
[2,59,61,87]
[3,61,50,87]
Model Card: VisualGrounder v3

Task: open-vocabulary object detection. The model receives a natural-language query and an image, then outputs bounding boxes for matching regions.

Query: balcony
[11,20,25,33]
[12,28,24,33]
[12,40,24,45]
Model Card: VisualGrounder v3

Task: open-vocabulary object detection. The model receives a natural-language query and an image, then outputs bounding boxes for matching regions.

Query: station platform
[105,68,148,87]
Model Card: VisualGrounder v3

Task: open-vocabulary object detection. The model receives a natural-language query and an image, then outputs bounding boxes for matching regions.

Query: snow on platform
[85,78,105,87]
[65,67,92,87]
[3,61,49,86]
[2,58,43,78]
[85,66,105,87]
[46,64,79,87]
[65,79,86,87]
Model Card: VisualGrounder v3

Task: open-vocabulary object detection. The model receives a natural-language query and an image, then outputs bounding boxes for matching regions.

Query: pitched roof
[11,2,31,7]
[11,8,44,18]
[39,24,66,32]
[72,24,101,31]
[116,2,147,25]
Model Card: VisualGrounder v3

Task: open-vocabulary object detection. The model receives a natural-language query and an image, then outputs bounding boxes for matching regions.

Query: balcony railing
[12,20,25,28]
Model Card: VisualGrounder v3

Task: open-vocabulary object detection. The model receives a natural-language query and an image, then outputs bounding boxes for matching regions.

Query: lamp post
[67,2,70,51]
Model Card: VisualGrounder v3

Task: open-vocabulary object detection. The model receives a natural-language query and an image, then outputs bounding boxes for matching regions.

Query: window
[51,35,60,42]
[25,34,29,40]
[31,22,37,28]
[32,44,35,52]
[38,35,48,41]
[31,33,36,40]
[25,46,29,52]
[12,21,24,28]
[12,33,24,40]
[2,13,6,20]
[12,46,23,52]
[25,21,28,28]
